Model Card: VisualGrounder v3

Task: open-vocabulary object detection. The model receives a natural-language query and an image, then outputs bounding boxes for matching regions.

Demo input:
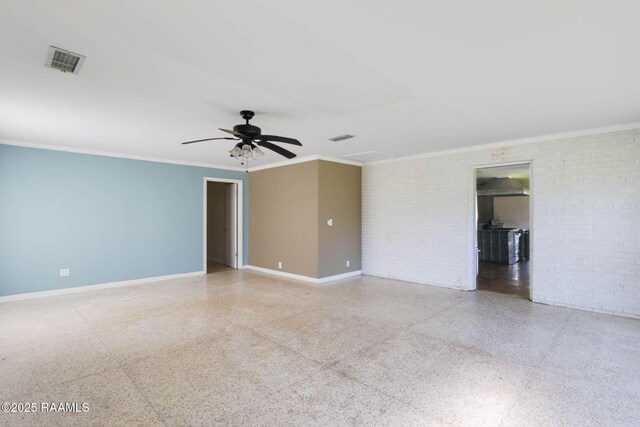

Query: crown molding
[248,155,362,172]
[0,138,247,172]
[6,120,636,172]
[367,121,640,166]
[0,139,363,172]
[317,155,363,167]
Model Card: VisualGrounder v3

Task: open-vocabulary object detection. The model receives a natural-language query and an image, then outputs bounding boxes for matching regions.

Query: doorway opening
[473,163,531,299]
[204,178,243,274]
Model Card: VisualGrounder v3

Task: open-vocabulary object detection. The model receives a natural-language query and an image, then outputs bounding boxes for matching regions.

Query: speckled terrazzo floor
[1,270,639,426]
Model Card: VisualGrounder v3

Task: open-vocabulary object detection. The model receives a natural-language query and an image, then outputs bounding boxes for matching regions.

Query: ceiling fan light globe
[241,144,252,158]
[229,146,242,158]
[252,146,265,158]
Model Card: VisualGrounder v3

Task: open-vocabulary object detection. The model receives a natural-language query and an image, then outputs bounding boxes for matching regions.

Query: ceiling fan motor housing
[233,123,261,139]
[181,109,300,160]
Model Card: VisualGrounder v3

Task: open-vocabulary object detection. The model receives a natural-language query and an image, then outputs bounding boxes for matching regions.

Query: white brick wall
[362,129,640,318]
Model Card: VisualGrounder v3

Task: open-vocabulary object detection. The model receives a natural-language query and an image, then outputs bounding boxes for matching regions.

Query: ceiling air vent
[45,46,86,74]
[328,134,356,142]
[342,151,394,162]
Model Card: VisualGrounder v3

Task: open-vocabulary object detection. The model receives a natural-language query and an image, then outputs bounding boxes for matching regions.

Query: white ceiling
[1,1,639,168]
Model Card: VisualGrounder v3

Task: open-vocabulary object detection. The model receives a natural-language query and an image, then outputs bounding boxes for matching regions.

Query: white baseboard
[245,265,361,284]
[316,270,363,284]
[0,271,205,303]
[531,297,640,320]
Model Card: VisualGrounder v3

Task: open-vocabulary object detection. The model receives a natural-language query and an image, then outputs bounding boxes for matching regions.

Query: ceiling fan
[181,110,302,167]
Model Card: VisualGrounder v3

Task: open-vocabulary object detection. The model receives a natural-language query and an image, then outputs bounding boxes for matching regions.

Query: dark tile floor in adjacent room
[477,260,530,299]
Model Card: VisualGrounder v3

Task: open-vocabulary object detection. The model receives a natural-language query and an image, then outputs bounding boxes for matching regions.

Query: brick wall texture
[362,129,640,318]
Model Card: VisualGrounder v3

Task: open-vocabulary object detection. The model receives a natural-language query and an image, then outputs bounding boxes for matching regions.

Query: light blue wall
[0,144,248,297]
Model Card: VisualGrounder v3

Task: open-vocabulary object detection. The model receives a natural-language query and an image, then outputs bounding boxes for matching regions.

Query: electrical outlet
[278,261,282,269]
[59,268,70,277]
[346,260,350,267]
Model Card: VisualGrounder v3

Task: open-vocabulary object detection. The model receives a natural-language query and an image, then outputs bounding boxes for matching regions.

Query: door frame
[203,177,244,272]
[468,160,533,299]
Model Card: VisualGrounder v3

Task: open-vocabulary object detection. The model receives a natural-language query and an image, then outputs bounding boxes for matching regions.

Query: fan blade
[219,128,245,138]
[256,141,297,159]
[259,135,302,146]
[181,137,237,145]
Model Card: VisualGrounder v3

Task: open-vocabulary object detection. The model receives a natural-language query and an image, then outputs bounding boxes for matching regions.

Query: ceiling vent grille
[45,46,85,74]
[342,151,394,162]
[328,134,356,142]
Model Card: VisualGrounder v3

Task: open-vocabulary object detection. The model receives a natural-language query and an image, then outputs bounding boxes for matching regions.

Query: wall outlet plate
[59,268,70,277]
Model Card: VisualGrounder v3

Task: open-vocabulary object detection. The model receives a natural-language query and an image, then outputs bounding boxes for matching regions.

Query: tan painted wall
[249,161,319,277]
[318,161,362,277]
[249,160,362,279]
[494,196,530,228]
[207,182,227,262]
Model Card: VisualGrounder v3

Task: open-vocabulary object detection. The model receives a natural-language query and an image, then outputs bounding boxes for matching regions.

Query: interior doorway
[204,178,243,274]
[473,163,531,299]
